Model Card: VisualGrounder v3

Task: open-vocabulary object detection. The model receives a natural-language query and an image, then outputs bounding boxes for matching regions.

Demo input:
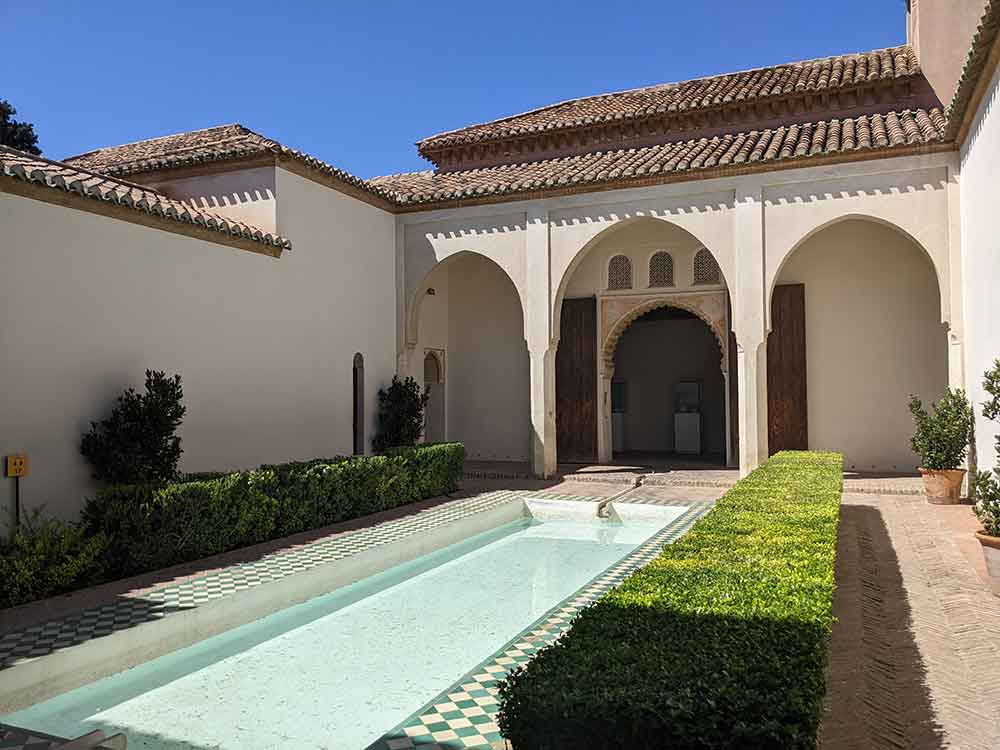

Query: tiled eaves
[946,0,1000,142]
[0,147,291,256]
[64,124,398,209]
[372,108,949,209]
[417,46,922,153]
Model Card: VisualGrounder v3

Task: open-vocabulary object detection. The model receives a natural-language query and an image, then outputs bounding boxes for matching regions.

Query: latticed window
[693,248,721,285]
[648,251,674,287]
[608,254,633,290]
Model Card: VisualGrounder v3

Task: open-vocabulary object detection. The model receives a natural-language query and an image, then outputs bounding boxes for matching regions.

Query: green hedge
[497,451,843,750]
[2,443,464,608]
[0,512,108,610]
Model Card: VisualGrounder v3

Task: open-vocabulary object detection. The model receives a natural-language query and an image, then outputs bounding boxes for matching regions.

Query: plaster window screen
[608,254,633,290]
[648,251,675,287]
[693,248,722,285]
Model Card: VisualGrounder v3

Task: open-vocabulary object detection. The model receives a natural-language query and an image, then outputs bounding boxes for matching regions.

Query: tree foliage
[80,370,186,484]
[0,100,41,154]
[372,375,429,452]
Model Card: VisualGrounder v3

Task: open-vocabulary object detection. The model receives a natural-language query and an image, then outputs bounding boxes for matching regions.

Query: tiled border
[0,491,527,672]
[367,499,715,750]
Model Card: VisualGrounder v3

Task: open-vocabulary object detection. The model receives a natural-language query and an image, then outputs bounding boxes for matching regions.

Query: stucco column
[736,340,768,475]
[598,362,613,463]
[525,203,557,477]
[528,346,558,477]
[734,186,769,475]
[945,158,966,393]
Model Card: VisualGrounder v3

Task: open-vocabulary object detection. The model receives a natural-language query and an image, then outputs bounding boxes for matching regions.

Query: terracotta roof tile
[417,46,921,153]
[1,146,291,252]
[373,108,946,206]
[64,124,395,203]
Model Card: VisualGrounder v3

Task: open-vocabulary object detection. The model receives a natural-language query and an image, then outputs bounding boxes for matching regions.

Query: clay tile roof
[417,46,921,154]
[64,124,395,204]
[1,146,291,252]
[947,0,1000,140]
[373,108,947,207]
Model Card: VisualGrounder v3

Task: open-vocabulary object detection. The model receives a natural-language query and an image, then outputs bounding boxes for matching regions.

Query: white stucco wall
[146,166,278,234]
[961,63,1000,468]
[563,217,723,297]
[777,219,948,471]
[0,170,395,519]
[613,316,726,454]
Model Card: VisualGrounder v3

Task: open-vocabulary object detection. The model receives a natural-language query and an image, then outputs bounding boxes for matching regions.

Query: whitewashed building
[3,0,1000,517]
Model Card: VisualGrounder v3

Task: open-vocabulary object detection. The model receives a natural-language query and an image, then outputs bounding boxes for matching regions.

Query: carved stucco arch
[600,290,729,375]
[552,214,731,347]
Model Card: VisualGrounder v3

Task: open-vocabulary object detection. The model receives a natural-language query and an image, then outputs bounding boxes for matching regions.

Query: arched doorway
[770,217,947,471]
[554,217,734,466]
[352,353,364,455]
[610,306,726,463]
[423,351,445,443]
[411,252,530,461]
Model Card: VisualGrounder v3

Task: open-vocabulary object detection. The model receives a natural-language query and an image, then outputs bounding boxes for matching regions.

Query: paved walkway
[821,492,1000,749]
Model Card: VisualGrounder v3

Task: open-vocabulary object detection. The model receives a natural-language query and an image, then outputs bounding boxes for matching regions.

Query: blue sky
[3,1,907,178]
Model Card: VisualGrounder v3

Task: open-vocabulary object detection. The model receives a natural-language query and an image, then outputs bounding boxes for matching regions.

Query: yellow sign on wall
[5,454,28,478]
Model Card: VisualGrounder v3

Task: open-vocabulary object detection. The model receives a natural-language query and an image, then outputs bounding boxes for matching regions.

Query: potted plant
[974,471,1000,595]
[908,389,972,503]
[974,358,1000,595]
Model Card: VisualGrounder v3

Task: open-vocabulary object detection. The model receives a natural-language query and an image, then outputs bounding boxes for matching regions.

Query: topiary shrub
[908,389,972,470]
[3,444,464,609]
[80,443,465,582]
[372,375,429,452]
[497,451,843,750]
[80,370,186,484]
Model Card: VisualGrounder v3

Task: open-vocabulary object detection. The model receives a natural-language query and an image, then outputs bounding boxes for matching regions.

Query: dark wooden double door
[767,283,808,455]
[556,298,598,462]
[554,287,808,464]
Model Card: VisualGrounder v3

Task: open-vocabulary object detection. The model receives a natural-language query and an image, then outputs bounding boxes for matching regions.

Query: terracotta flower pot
[975,531,1000,596]
[918,467,966,503]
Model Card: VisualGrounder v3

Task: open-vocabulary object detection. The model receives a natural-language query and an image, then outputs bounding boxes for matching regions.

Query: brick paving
[821,492,1000,749]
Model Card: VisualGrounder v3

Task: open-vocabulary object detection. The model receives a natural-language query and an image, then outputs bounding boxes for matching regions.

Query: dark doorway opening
[611,307,725,464]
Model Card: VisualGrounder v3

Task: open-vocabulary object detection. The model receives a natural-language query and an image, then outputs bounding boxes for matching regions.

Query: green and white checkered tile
[368,499,714,750]
[0,490,532,670]
[517,490,608,503]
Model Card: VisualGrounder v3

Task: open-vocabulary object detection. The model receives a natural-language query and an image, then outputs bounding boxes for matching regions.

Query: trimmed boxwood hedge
[1,443,464,608]
[497,451,843,750]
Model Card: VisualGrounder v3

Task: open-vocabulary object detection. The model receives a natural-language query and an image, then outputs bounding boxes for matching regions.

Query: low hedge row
[497,451,843,750]
[1,443,464,608]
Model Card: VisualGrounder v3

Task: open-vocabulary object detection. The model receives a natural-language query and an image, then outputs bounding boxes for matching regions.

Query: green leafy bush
[82,442,465,581]
[80,370,186,483]
[372,375,429,452]
[0,511,107,610]
[908,389,972,470]
[975,359,1000,536]
[497,451,843,750]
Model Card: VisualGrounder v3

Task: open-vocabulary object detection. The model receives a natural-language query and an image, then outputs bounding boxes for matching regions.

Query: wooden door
[556,297,598,462]
[767,284,808,454]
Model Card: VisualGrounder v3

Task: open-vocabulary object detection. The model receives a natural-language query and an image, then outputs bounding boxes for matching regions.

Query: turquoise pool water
[5,515,671,750]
